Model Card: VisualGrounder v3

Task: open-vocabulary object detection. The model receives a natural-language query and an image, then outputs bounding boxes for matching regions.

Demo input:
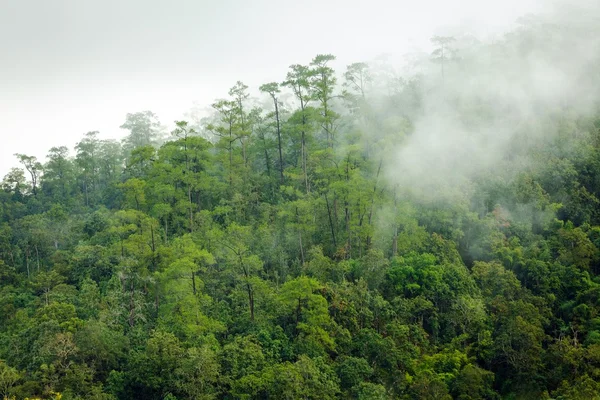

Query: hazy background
[1,0,546,175]
[386,0,600,202]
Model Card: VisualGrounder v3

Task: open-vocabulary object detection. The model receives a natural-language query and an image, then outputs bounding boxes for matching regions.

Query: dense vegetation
[2,16,600,400]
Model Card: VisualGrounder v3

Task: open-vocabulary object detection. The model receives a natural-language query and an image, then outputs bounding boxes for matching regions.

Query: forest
[2,11,600,400]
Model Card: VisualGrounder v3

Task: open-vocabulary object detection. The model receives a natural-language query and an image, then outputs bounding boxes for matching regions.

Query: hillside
[2,14,600,399]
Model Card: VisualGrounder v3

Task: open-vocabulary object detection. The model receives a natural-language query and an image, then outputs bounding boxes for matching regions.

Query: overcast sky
[0,0,546,176]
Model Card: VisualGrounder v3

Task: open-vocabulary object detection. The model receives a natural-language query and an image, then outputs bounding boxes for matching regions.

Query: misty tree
[120,110,163,154]
[246,107,276,187]
[97,138,124,189]
[209,99,240,189]
[2,167,29,195]
[283,63,315,193]
[42,146,74,202]
[75,131,101,206]
[431,35,456,78]
[228,81,251,166]
[343,62,371,104]
[74,132,124,208]
[343,62,375,157]
[310,54,339,149]
[259,82,285,184]
[14,153,42,196]
[163,120,212,233]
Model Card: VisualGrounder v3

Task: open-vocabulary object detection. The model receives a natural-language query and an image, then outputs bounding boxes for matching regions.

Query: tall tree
[283,64,315,193]
[260,82,285,184]
[228,81,252,168]
[14,153,42,196]
[120,111,162,154]
[310,54,339,149]
[42,146,74,202]
[431,36,456,78]
[75,131,101,206]
[209,99,242,189]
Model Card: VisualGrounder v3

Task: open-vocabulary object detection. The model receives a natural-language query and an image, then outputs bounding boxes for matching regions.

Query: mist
[0,0,544,177]
[378,0,600,203]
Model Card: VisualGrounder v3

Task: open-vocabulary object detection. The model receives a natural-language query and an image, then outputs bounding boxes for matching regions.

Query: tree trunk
[325,193,337,249]
[150,224,156,253]
[301,130,308,193]
[299,231,305,265]
[392,186,398,257]
[164,217,169,244]
[229,121,233,188]
[274,97,284,184]
[25,249,30,279]
[35,245,40,272]
[248,284,255,321]
[240,257,255,321]
[192,271,197,295]
[129,280,136,327]
[301,101,309,194]
[366,159,383,249]
[188,184,194,232]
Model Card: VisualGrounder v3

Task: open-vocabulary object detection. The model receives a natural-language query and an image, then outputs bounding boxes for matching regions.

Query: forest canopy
[2,8,600,400]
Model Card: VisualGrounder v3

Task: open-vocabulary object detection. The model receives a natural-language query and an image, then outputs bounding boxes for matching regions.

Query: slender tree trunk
[333,195,339,224]
[35,245,40,272]
[240,257,255,321]
[188,184,193,233]
[25,249,30,279]
[296,206,306,265]
[299,231,305,265]
[191,271,197,295]
[301,131,308,193]
[260,133,272,178]
[345,203,350,258]
[274,98,284,183]
[229,122,233,188]
[248,285,255,321]
[392,186,398,257]
[129,280,136,327]
[325,193,337,249]
[324,101,333,149]
[441,47,445,79]
[301,100,309,194]
[239,101,248,168]
[150,224,156,253]
[345,155,351,258]
[366,159,383,249]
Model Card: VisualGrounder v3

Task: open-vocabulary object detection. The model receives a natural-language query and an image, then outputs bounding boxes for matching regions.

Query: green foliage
[2,39,600,399]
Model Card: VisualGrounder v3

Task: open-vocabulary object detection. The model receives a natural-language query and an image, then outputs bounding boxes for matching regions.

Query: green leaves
[0,360,21,399]
[3,44,600,400]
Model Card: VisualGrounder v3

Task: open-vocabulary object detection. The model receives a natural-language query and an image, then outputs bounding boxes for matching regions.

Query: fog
[382,0,600,202]
[1,0,544,176]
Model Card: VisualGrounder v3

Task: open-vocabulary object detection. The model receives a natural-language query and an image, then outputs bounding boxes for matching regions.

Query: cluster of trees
[2,22,600,400]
